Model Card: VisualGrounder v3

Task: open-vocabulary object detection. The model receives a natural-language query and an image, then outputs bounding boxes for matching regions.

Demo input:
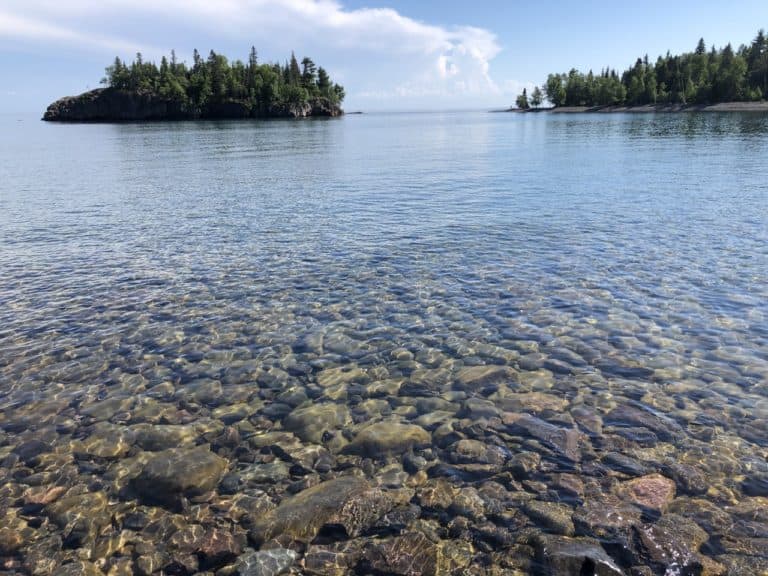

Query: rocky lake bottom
[1,111,767,575]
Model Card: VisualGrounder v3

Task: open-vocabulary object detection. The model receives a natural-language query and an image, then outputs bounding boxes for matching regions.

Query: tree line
[516,29,768,108]
[103,48,345,114]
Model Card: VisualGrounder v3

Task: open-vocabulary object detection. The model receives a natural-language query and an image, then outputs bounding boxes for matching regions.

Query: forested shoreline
[44,48,345,121]
[516,29,767,108]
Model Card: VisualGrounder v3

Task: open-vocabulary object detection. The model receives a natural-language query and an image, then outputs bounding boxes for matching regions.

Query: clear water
[1,111,767,574]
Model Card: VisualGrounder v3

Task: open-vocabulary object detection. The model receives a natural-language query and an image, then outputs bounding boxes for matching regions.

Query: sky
[0,0,766,113]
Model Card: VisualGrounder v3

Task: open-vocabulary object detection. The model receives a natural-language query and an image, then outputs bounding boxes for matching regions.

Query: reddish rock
[616,473,676,512]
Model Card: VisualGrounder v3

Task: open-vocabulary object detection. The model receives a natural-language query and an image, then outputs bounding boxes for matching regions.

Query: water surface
[1,111,767,575]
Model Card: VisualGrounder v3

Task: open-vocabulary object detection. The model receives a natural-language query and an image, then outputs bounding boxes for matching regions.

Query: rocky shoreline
[503,101,768,113]
[2,352,767,575]
[42,88,343,122]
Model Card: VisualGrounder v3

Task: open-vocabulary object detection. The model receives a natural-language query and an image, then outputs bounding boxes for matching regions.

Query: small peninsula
[44,48,344,122]
[513,28,768,111]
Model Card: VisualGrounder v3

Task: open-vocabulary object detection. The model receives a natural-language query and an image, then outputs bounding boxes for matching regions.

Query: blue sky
[0,0,765,113]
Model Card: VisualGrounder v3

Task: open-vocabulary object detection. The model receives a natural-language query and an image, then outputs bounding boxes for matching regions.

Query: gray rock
[605,404,683,442]
[602,452,648,476]
[250,476,400,545]
[533,534,624,576]
[504,413,583,462]
[631,515,709,575]
[661,460,708,495]
[235,549,297,576]
[524,500,575,536]
[12,440,51,464]
[131,444,228,507]
[448,439,510,467]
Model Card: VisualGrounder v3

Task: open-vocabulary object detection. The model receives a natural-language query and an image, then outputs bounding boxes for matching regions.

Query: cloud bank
[0,0,517,107]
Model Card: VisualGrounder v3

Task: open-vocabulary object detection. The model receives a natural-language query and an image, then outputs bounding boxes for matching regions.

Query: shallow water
[1,111,767,575]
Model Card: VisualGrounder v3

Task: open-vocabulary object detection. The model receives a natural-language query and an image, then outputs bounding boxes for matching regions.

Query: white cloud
[0,10,146,53]
[0,0,525,106]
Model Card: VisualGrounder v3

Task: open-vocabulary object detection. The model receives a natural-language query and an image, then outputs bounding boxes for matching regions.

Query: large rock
[631,515,710,575]
[166,525,242,570]
[573,494,641,541]
[604,404,683,442]
[504,413,583,462]
[361,532,438,576]
[524,500,575,536]
[532,534,624,576]
[46,492,111,549]
[235,549,297,576]
[249,476,400,545]
[283,403,351,444]
[302,542,364,576]
[344,422,431,458]
[616,473,676,513]
[131,445,228,507]
[455,365,516,389]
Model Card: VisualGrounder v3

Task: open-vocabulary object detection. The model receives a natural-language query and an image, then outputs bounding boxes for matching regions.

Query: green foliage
[544,74,567,107]
[530,86,543,108]
[103,48,344,114]
[515,88,530,109]
[544,29,767,107]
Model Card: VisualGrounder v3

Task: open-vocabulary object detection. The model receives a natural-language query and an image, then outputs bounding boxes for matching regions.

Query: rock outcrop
[43,88,343,122]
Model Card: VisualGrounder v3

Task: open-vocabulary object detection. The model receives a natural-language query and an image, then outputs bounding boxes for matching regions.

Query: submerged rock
[573,494,641,541]
[46,491,111,548]
[283,403,351,444]
[249,476,399,545]
[130,444,228,507]
[605,404,683,442]
[524,500,575,536]
[455,365,517,389]
[504,413,583,462]
[235,548,298,576]
[532,534,624,576]
[302,542,364,576]
[361,532,438,576]
[616,473,676,513]
[344,422,430,458]
[631,514,709,575]
[661,460,708,495]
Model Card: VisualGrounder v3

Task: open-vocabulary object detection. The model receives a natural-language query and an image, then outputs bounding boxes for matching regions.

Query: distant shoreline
[498,102,768,114]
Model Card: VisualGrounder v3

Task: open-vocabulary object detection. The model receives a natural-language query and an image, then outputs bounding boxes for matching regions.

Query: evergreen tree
[515,88,530,109]
[530,86,543,108]
[102,47,345,116]
[288,52,302,85]
[542,28,767,107]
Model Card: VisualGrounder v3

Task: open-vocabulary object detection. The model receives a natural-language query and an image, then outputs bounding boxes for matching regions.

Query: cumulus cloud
[0,0,514,105]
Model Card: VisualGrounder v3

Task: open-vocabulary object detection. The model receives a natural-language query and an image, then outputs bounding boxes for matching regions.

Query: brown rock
[250,476,399,545]
[24,486,66,506]
[616,473,676,512]
[344,422,430,458]
[0,528,24,555]
[362,532,438,576]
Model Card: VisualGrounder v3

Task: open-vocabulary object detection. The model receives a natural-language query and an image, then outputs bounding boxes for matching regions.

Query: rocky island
[44,48,344,122]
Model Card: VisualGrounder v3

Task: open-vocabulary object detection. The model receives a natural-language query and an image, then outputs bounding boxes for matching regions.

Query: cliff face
[43,88,343,122]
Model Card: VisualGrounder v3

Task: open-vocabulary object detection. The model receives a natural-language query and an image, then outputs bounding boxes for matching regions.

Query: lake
[1,111,767,575]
